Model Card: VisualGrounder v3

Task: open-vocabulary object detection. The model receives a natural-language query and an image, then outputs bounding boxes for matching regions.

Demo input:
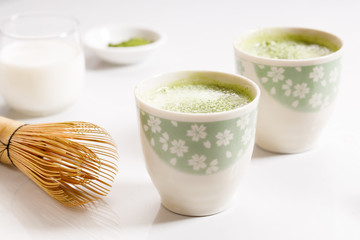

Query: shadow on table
[0,164,122,238]
[86,56,120,70]
[0,103,31,120]
[151,205,190,225]
[251,144,282,160]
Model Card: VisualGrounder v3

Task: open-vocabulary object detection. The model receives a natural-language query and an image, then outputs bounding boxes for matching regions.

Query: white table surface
[0,0,359,239]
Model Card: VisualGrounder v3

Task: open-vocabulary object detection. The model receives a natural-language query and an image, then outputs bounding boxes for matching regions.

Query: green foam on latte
[240,30,339,59]
[140,75,254,113]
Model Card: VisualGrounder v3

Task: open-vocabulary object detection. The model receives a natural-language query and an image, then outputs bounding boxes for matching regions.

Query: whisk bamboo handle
[0,117,24,166]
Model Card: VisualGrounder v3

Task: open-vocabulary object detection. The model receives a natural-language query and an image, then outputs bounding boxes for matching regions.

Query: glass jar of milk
[0,13,85,116]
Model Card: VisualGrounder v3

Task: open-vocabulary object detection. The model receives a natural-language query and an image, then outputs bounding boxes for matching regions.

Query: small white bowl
[82,25,166,64]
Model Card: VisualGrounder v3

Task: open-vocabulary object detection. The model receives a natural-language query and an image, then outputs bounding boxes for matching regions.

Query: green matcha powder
[141,77,253,113]
[250,39,334,59]
[242,32,338,59]
[108,37,152,47]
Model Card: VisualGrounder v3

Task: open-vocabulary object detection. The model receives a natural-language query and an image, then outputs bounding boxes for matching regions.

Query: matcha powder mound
[108,38,153,47]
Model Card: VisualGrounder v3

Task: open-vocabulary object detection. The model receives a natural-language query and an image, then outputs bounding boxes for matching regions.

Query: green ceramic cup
[135,70,260,216]
[234,27,343,153]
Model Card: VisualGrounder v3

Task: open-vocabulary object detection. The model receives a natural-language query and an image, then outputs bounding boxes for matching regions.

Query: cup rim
[233,26,344,66]
[0,13,80,40]
[134,70,260,122]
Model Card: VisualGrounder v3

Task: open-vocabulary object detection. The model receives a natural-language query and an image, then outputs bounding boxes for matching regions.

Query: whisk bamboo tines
[0,116,118,207]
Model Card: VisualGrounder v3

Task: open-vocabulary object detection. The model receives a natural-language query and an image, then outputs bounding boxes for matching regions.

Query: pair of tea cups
[135,27,343,216]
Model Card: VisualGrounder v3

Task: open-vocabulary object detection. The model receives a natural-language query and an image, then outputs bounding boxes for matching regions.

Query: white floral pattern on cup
[236,59,341,112]
[140,109,257,175]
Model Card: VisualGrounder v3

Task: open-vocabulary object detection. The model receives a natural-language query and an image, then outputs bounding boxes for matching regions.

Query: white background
[0,0,359,239]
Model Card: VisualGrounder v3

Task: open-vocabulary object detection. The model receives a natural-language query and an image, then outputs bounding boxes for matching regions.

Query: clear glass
[0,13,85,116]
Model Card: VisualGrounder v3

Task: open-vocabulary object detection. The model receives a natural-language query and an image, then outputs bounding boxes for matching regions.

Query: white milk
[0,40,84,115]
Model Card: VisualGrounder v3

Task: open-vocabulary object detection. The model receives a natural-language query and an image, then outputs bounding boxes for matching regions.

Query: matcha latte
[135,71,260,216]
[240,30,339,59]
[139,76,253,113]
[233,27,343,153]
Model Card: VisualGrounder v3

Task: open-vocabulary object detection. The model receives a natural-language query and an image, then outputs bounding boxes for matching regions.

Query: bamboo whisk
[0,116,118,207]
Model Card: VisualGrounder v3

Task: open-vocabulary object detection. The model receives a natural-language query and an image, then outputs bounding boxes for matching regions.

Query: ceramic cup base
[161,196,235,217]
[255,138,317,154]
